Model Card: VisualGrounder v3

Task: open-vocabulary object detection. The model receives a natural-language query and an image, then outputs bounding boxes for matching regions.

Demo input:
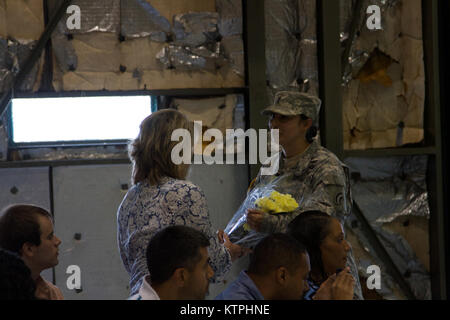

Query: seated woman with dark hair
[117,109,244,297]
[287,211,355,300]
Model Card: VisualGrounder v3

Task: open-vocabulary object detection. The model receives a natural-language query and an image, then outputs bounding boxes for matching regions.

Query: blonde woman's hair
[129,109,193,185]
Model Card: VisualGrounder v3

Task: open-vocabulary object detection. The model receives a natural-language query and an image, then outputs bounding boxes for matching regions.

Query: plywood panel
[72,33,121,72]
[5,0,44,40]
[0,0,7,38]
[149,0,216,23]
[60,68,244,91]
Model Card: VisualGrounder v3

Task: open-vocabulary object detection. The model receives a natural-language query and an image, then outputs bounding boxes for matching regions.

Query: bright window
[10,96,152,144]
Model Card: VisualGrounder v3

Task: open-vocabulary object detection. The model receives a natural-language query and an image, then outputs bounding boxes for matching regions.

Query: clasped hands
[313,267,355,300]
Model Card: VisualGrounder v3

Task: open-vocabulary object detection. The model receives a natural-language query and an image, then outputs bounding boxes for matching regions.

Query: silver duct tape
[266,38,299,89]
[298,38,319,95]
[216,0,243,37]
[157,44,224,73]
[345,156,431,299]
[347,216,431,299]
[266,0,319,93]
[174,12,219,34]
[0,39,40,91]
[346,156,428,186]
[346,156,429,224]
[375,192,429,224]
[340,32,349,42]
[52,22,78,73]
[265,0,300,89]
[374,226,431,299]
[351,180,429,224]
[121,0,171,41]
[298,0,316,38]
[173,12,219,47]
[348,50,370,70]
[193,42,221,58]
[345,156,425,180]
[346,217,408,299]
[61,0,120,34]
[0,69,12,92]
[341,49,371,86]
[297,0,319,95]
[300,39,317,45]
[340,0,401,86]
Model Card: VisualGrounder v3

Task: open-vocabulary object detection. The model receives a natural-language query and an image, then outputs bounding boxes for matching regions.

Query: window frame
[6,92,157,148]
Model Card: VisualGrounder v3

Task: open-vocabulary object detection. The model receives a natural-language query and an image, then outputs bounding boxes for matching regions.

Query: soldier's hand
[246,209,265,232]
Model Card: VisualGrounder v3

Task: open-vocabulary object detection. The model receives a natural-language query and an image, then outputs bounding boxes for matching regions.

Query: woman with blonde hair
[117,109,242,297]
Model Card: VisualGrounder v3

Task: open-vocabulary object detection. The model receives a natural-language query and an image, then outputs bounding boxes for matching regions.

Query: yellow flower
[254,191,298,214]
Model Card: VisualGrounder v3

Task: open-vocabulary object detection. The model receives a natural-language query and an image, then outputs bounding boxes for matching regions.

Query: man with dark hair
[129,225,214,300]
[215,234,310,300]
[0,204,63,300]
[0,249,36,300]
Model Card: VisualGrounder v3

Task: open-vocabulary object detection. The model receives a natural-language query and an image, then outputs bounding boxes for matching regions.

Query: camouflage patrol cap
[262,91,322,125]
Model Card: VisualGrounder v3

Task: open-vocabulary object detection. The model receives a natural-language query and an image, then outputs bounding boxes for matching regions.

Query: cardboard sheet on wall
[4,0,44,40]
[173,95,236,156]
[120,38,165,71]
[343,0,425,150]
[174,95,235,132]
[150,0,216,23]
[0,0,6,38]
[60,68,244,91]
[51,0,244,91]
[61,71,138,91]
[140,69,244,89]
[72,33,121,72]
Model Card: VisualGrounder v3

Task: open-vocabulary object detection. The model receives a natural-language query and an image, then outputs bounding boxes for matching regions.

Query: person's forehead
[328,218,344,235]
[36,215,54,233]
[198,247,209,261]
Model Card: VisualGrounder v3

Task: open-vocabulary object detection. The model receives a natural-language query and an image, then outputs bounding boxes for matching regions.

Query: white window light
[10,96,151,143]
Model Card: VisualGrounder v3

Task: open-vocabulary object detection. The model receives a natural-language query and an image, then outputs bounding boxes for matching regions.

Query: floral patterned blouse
[117,176,232,296]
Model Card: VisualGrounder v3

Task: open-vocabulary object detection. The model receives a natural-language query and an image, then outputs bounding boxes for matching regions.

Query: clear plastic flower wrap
[224,184,298,249]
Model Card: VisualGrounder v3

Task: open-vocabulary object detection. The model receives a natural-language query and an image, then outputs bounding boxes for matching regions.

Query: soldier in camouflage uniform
[243,91,363,299]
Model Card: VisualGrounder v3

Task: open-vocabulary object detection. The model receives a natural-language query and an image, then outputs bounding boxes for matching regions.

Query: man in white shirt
[129,225,214,300]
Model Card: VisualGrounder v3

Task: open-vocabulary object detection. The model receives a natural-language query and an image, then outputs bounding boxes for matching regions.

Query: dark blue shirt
[215,270,264,300]
[303,279,320,300]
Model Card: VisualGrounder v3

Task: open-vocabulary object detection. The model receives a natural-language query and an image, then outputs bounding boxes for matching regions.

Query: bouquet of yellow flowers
[225,186,299,248]
[244,191,298,231]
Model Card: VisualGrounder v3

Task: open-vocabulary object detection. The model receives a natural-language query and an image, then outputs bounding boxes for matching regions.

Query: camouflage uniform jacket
[251,140,352,233]
[247,140,363,299]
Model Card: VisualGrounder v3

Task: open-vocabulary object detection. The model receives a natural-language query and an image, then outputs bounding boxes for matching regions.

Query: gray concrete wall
[0,167,53,282]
